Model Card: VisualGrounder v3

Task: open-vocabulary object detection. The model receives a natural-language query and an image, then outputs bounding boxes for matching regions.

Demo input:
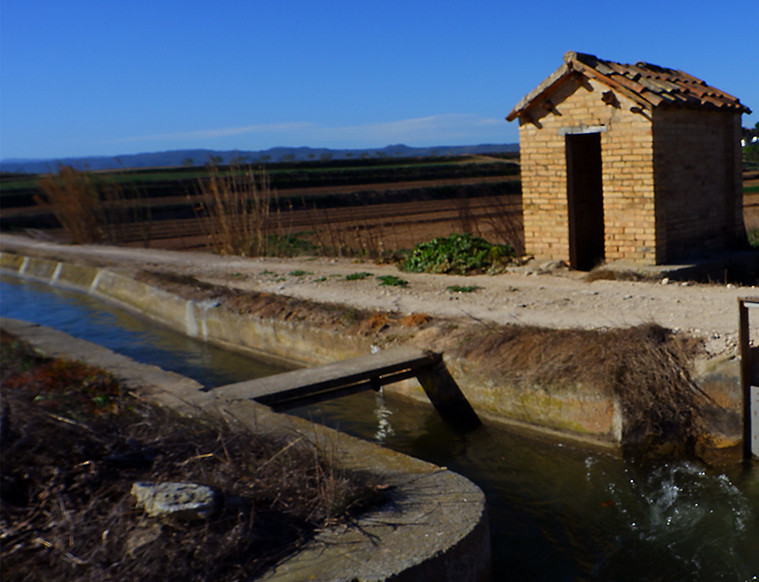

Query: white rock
[131,481,219,520]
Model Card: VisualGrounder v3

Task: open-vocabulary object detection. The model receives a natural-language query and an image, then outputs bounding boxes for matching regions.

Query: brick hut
[506,51,751,268]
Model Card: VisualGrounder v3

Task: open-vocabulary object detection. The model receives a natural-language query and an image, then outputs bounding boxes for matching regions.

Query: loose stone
[131,481,220,520]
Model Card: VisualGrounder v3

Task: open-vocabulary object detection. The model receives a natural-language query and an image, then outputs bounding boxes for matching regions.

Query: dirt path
[1,233,756,357]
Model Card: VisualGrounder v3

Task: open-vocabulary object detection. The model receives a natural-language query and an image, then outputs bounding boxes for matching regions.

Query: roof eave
[506,63,573,122]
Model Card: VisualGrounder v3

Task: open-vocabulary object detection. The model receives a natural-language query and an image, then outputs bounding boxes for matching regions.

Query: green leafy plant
[401,233,515,275]
[288,270,312,277]
[377,275,408,287]
[345,272,373,281]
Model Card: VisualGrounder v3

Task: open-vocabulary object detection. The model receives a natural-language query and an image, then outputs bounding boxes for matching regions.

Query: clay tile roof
[506,51,751,121]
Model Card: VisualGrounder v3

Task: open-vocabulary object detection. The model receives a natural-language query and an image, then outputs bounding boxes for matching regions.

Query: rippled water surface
[2,273,757,580]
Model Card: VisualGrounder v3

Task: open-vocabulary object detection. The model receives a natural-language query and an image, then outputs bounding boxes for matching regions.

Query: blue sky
[1,0,757,160]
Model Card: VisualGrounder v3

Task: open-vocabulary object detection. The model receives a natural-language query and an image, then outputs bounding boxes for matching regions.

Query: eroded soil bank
[0,233,753,462]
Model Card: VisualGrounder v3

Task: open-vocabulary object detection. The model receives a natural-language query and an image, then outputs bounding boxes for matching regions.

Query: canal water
[1,273,757,581]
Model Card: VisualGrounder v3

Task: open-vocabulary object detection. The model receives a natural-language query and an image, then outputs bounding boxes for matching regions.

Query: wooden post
[738,297,759,460]
[415,357,481,431]
[739,299,751,460]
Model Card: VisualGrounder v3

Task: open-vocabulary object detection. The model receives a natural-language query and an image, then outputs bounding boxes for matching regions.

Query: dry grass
[36,166,153,247]
[0,331,380,581]
[37,166,104,244]
[459,323,709,457]
[194,165,275,256]
[98,174,153,247]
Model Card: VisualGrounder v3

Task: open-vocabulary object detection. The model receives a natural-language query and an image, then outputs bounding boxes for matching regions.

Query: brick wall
[652,109,744,263]
[518,75,657,265]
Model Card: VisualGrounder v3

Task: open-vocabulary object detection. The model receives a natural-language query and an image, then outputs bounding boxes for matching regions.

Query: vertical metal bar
[738,299,752,460]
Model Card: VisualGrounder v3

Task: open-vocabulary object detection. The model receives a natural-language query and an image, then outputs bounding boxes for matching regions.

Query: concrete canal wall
[0,250,745,457]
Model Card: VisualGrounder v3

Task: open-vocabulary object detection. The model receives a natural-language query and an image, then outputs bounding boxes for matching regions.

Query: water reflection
[0,273,289,387]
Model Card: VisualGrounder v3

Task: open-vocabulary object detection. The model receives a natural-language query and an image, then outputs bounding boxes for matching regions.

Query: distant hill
[0,143,519,174]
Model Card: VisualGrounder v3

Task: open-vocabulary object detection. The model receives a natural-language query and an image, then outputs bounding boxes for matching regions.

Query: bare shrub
[453,188,476,235]
[36,167,153,246]
[312,207,352,257]
[37,166,104,243]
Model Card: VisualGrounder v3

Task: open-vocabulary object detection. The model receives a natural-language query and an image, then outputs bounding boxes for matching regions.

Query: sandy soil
[1,233,757,358]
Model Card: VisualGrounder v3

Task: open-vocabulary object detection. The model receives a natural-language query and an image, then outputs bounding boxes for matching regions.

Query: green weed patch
[345,272,374,281]
[401,233,515,275]
[377,275,408,287]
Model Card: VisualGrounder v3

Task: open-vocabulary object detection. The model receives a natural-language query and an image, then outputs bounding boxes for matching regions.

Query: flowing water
[1,273,757,581]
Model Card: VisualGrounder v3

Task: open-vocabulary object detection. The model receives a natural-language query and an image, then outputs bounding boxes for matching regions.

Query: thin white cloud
[106,114,512,150]
[108,122,317,144]
[321,114,504,142]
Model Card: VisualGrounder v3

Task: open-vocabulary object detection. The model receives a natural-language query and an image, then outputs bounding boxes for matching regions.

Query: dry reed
[194,164,274,256]
[459,323,708,457]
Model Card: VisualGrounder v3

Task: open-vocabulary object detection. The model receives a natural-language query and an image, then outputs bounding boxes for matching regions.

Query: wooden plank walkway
[214,348,438,408]
[213,347,481,429]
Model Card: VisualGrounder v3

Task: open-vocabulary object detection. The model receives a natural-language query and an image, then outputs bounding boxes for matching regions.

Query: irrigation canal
[1,272,758,581]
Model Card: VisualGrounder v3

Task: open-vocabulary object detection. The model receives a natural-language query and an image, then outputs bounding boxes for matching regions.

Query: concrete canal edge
[0,249,747,461]
[0,250,625,446]
[1,317,492,581]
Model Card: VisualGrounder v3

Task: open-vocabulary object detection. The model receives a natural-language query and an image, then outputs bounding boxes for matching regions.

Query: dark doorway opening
[566,132,604,270]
